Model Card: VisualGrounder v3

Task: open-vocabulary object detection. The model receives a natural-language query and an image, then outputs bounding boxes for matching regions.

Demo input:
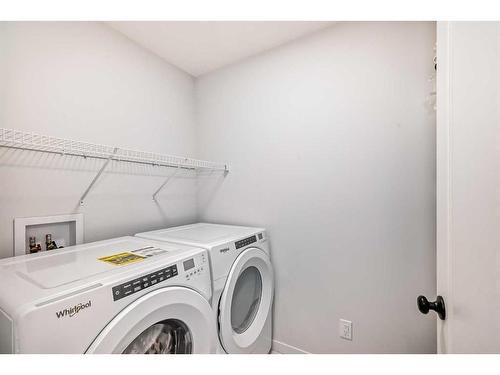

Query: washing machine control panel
[112,264,178,301]
[184,252,207,281]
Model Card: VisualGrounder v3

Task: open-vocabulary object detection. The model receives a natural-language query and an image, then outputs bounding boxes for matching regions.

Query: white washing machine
[0,236,216,354]
[136,223,274,354]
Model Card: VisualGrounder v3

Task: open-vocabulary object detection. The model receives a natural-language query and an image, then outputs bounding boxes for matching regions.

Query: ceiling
[107,21,335,77]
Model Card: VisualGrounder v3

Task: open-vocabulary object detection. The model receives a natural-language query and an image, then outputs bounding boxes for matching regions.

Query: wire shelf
[0,128,228,171]
[0,127,229,205]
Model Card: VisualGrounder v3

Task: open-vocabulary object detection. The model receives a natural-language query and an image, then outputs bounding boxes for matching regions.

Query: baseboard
[272,339,310,354]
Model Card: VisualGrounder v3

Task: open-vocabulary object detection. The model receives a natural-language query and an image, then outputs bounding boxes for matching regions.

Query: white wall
[195,22,437,353]
[0,22,197,258]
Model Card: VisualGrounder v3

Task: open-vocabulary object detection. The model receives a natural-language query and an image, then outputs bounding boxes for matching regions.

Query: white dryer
[0,236,216,354]
[136,223,274,354]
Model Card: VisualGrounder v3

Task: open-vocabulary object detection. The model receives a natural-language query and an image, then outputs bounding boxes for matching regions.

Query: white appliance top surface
[0,236,201,290]
[136,223,265,247]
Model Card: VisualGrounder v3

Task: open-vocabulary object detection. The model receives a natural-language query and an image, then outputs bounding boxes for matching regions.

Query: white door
[434,21,500,353]
[86,287,216,354]
[218,247,274,353]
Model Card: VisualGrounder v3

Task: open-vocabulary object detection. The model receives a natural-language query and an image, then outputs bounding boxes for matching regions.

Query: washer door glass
[86,287,216,354]
[123,319,192,354]
[231,266,262,334]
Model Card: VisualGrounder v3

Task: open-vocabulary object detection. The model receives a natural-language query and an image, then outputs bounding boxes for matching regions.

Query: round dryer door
[86,287,216,354]
[218,247,274,354]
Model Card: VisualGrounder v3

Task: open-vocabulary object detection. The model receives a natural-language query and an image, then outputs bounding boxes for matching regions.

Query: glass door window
[231,266,263,334]
[218,247,274,353]
[123,319,192,354]
[86,287,216,354]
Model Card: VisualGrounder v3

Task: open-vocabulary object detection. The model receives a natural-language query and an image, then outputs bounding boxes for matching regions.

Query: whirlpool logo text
[55,301,92,319]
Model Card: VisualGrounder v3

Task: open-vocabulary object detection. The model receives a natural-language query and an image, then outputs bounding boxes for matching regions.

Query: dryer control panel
[235,235,257,249]
[112,265,178,301]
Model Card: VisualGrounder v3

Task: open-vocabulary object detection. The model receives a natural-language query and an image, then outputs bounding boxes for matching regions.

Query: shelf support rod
[80,147,118,206]
[152,167,181,202]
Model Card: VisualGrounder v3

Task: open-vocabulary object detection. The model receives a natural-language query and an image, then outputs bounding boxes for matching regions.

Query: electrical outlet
[339,319,352,341]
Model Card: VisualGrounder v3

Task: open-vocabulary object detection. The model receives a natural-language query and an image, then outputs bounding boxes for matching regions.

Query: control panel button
[113,287,122,298]
[112,263,178,301]
[235,235,257,249]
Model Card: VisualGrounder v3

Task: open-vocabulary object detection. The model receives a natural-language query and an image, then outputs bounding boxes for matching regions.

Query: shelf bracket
[79,147,118,206]
[152,167,181,202]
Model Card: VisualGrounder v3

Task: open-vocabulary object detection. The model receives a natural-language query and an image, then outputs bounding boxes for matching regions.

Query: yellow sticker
[98,252,146,266]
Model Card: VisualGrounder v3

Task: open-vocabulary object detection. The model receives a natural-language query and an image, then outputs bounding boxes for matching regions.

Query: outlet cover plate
[339,319,352,341]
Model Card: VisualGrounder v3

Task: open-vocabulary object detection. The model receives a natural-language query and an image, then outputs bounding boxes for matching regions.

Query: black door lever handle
[417,295,446,320]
